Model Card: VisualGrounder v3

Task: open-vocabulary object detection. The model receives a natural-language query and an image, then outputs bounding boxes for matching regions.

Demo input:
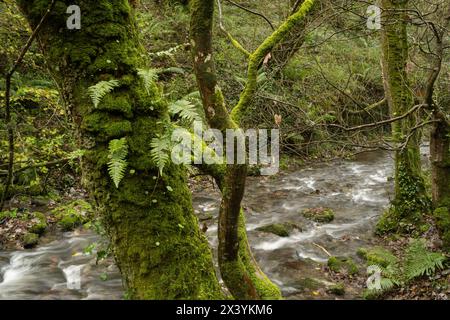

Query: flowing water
[0,149,429,299]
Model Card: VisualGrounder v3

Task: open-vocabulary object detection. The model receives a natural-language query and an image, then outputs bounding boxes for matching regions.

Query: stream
[0,149,429,299]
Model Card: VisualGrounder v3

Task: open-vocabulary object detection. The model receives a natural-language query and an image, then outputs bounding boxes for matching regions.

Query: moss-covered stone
[53,200,93,231]
[29,212,47,235]
[434,207,450,251]
[327,256,359,275]
[297,277,321,291]
[302,207,334,223]
[357,246,398,267]
[23,232,39,248]
[256,222,302,237]
[327,283,345,295]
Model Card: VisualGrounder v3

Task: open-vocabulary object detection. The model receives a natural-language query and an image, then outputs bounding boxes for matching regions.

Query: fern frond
[404,239,445,279]
[137,68,159,95]
[107,138,128,188]
[150,134,171,174]
[88,80,120,108]
[169,99,202,123]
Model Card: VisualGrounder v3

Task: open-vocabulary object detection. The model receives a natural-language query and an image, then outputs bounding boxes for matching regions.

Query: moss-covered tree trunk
[377,0,430,234]
[431,114,450,250]
[191,0,316,299]
[271,0,321,71]
[17,0,222,299]
[190,0,281,300]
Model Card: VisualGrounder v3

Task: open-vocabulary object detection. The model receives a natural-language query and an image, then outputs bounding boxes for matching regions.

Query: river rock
[327,283,345,295]
[301,207,335,223]
[256,222,303,237]
[23,232,39,248]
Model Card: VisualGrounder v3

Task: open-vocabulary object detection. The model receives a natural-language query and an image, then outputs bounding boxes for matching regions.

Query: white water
[0,150,407,299]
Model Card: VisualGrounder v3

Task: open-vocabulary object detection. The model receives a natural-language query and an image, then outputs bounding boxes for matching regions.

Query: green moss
[434,207,450,251]
[81,112,133,141]
[221,210,282,299]
[53,200,94,231]
[327,256,359,275]
[302,207,335,223]
[327,283,345,296]
[29,212,47,235]
[357,246,398,267]
[298,277,321,291]
[256,222,302,237]
[18,0,224,300]
[23,232,39,248]
[97,93,133,117]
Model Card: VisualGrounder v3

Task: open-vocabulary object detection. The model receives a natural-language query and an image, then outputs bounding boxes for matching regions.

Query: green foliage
[149,92,204,175]
[137,68,158,95]
[150,133,171,175]
[107,138,129,188]
[87,80,120,108]
[169,99,202,123]
[404,239,446,279]
[362,240,446,299]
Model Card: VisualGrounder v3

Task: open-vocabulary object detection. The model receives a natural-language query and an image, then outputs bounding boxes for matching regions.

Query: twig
[217,0,250,56]
[326,104,426,132]
[224,0,275,30]
[312,242,332,257]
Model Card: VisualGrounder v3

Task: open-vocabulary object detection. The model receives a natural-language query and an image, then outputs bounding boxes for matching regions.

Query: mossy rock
[256,222,302,237]
[327,283,345,296]
[301,207,334,223]
[357,246,398,267]
[53,200,94,231]
[23,232,39,248]
[327,256,359,275]
[434,207,450,251]
[29,212,47,235]
[297,277,321,291]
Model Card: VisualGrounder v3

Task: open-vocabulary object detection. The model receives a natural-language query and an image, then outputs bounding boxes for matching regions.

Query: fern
[169,99,202,123]
[137,68,159,95]
[150,134,171,174]
[107,138,128,188]
[88,80,120,108]
[404,239,445,279]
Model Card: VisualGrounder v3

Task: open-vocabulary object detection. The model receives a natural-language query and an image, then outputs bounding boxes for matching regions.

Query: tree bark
[17,0,222,299]
[377,0,430,234]
[191,0,316,299]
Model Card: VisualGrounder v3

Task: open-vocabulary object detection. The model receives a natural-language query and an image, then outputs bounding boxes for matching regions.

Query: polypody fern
[88,79,120,108]
[107,138,128,188]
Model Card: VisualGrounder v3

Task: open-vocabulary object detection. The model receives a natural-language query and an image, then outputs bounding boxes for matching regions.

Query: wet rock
[301,207,335,223]
[23,232,39,248]
[327,283,345,296]
[197,212,213,222]
[327,256,359,275]
[297,277,321,291]
[256,222,302,237]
